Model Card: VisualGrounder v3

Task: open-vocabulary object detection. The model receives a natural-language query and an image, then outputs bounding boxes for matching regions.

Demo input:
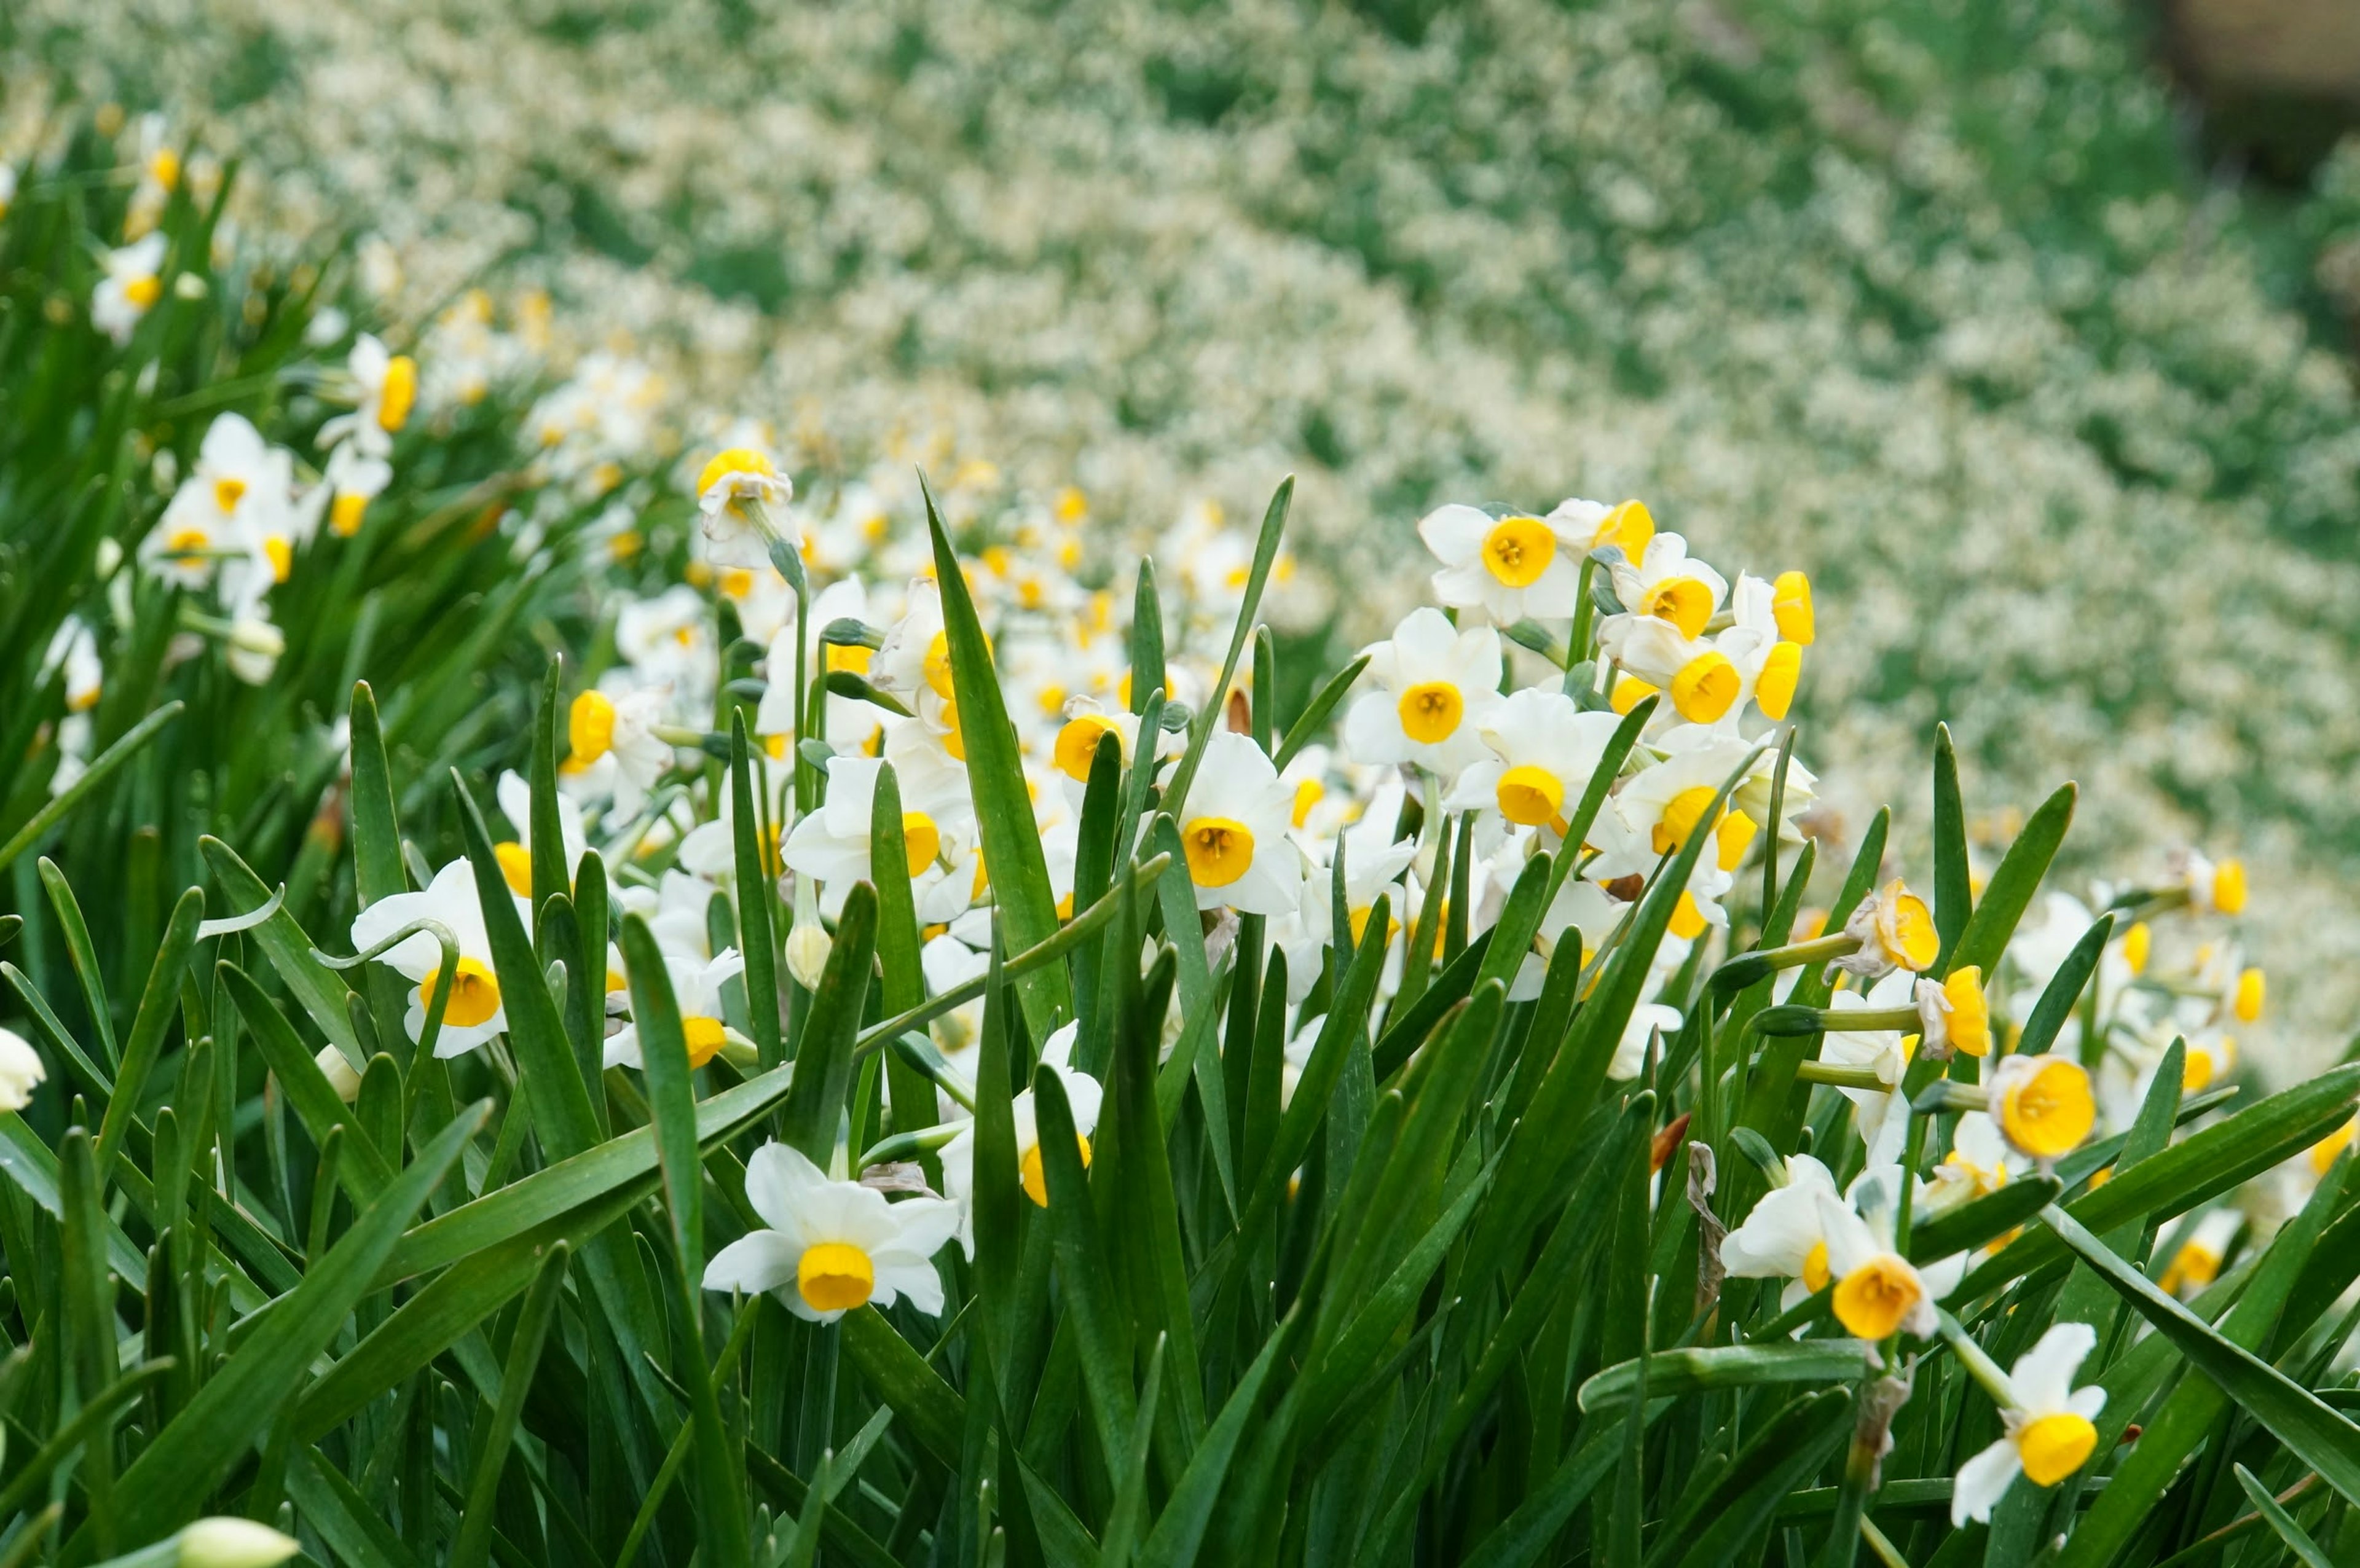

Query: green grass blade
[91,884,202,1191]
[777,880,876,1165]
[2040,1201,2360,1508]
[200,834,360,1059]
[1160,474,1291,817]
[347,681,407,905]
[0,700,182,876]
[1931,722,1969,972]
[1946,782,2075,979]
[922,478,1069,1037]
[730,715,783,1066]
[450,1242,570,1568]
[108,1100,487,1546]
[2233,1464,2335,1568]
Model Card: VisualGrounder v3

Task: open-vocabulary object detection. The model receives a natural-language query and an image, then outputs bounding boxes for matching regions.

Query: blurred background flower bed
[9,0,2360,1060]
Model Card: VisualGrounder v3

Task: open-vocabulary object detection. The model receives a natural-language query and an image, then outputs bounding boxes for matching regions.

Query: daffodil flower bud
[177,1517,302,1568]
[315,1044,363,1104]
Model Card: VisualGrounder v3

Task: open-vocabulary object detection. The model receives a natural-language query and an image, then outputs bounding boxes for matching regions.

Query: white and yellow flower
[1833,880,1941,983]
[319,333,418,458]
[939,1021,1105,1253]
[350,859,530,1056]
[1720,1153,1842,1310]
[694,445,795,569]
[1919,1113,2016,1218]
[1442,688,1624,836]
[2157,1207,2244,1297]
[1174,731,1302,917]
[1950,1323,2107,1524]
[142,414,296,592]
[93,233,167,345]
[1608,533,1729,643]
[491,770,587,895]
[2177,850,2248,916]
[784,744,978,925]
[1988,1052,2096,1164]
[603,947,749,1071]
[1342,608,1505,775]
[703,1142,958,1323]
[1814,1177,1962,1341]
[563,677,675,815]
[1914,965,1991,1059]
[1418,503,1588,624]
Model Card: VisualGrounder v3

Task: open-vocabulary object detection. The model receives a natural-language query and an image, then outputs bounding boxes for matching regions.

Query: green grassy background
[10,0,2360,1059]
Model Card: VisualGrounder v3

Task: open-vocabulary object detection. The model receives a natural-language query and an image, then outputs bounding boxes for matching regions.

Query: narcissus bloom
[703,1142,958,1323]
[1342,608,1505,776]
[1174,731,1302,916]
[1418,503,1587,624]
[93,233,167,344]
[694,445,795,568]
[1442,688,1624,835]
[350,859,531,1056]
[940,1021,1106,1252]
[603,948,748,1071]
[1988,1052,2096,1162]
[1951,1323,2107,1524]
[1608,533,1729,643]
[1833,880,1940,982]
[1915,965,1990,1059]
[1719,1153,1841,1311]
[563,680,674,813]
[784,749,979,924]
[1814,1183,1961,1342]
[320,333,418,458]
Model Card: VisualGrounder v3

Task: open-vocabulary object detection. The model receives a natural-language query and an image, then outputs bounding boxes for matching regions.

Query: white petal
[703,1231,800,1297]
[1951,1438,2023,1526]
[2009,1322,2098,1413]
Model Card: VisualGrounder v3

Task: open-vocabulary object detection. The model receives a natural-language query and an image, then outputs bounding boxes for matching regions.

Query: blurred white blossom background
[12,0,2360,1062]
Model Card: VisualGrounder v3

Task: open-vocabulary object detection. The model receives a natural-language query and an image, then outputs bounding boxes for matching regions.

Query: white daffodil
[1821,972,1920,1167]
[1608,533,1729,644]
[1418,503,1589,624]
[2176,849,2247,916]
[677,753,790,884]
[1443,688,1624,836]
[350,859,531,1056]
[491,770,587,896]
[1544,495,1656,563]
[223,612,286,686]
[1720,1153,1843,1310]
[603,947,747,1071]
[615,869,725,961]
[1913,966,1991,1060]
[703,1142,958,1323]
[757,578,881,748]
[93,233,167,344]
[142,414,296,591]
[694,446,795,569]
[1832,880,1941,983]
[1342,607,1506,776]
[1815,1177,1963,1343]
[1987,1052,2096,1165]
[322,442,392,538]
[1598,614,1764,730]
[318,333,417,458]
[1726,573,1807,722]
[2157,1207,2244,1297]
[0,1026,47,1111]
[1275,774,1417,1000]
[1920,1112,2017,1218]
[1048,695,1143,794]
[1174,730,1301,917]
[1951,1323,2107,1524]
[564,678,674,815]
[43,617,102,715]
[940,1021,1106,1253]
[783,745,978,925]
[1589,736,1755,882]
